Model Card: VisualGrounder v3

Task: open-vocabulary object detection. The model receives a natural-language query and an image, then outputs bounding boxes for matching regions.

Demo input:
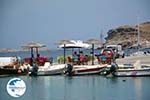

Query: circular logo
[6,78,26,97]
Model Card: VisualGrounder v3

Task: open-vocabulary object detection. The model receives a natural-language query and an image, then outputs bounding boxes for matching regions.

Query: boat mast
[100,29,103,44]
[137,14,140,49]
[99,29,104,48]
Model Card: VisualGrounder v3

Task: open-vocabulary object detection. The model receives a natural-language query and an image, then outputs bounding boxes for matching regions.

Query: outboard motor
[30,64,38,76]
[64,64,73,76]
[109,62,118,75]
[102,62,118,76]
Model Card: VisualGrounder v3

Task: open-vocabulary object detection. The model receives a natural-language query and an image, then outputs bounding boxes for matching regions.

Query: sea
[0,50,150,100]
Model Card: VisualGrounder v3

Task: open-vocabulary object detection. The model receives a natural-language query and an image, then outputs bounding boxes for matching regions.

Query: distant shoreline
[0,48,60,53]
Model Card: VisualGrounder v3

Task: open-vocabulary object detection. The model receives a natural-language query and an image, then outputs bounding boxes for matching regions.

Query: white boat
[101,60,150,77]
[64,64,107,76]
[58,39,108,76]
[29,62,107,76]
[114,67,150,77]
[116,53,150,66]
[37,63,66,76]
[29,62,66,76]
[22,42,68,76]
[0,57,29,76]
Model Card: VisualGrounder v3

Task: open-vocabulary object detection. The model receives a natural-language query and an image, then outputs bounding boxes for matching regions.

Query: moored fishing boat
[101,60,150,77]
[30,62,66,76]
[58,39,110,76]
[64,64,107,76]
[114,67,150,77]
[22,42,68,76]
[0,67,28,76]
[0,57,28,76]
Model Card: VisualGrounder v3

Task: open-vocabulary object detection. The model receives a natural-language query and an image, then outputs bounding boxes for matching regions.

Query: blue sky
[0,0,150,49]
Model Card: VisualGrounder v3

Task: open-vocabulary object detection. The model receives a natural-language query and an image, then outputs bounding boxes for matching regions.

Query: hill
[105,21,150,48]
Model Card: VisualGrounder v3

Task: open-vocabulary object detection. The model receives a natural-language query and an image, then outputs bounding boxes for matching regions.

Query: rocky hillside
[105,22,150,48]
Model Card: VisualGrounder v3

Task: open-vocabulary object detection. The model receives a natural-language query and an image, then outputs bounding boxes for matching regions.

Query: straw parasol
[22,42,46,48]
[85,38,102,46]
[22,42,46,59]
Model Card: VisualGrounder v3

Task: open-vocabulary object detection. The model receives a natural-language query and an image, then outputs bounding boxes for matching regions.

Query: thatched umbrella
[85,39,102,65]
[56,40,74,64]
[22,42,46,65]
[22,42,46,48]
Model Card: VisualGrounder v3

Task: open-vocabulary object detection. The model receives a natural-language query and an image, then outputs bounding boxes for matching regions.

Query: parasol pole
[64,44,66,64]
[31,47,34,66]
[92,43,94,65]
[36,47,39,57]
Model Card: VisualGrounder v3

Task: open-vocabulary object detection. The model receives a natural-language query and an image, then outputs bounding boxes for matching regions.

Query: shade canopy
[22,42,46,49]
[56,40,73,45]
[58,40,90,48]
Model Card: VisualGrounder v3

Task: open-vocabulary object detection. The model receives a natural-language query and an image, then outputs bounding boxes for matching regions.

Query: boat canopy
[58,40,90,48]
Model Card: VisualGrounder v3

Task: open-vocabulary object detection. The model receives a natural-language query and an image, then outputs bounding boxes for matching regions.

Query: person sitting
[67,56,72,63]
[84,55,88,65]
[72,51,78,65]
[79,51,85,65]
[49,57,53,65]
[36,54,45,66]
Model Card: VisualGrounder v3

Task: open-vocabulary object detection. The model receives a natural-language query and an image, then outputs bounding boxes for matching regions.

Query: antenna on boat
[100,29,103,44]
[137,11,140,50]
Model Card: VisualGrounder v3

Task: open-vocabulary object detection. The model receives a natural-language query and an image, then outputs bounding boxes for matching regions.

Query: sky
[0,0,150,49]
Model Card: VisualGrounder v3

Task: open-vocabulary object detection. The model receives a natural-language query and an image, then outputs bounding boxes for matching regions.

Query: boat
[116,51,150,66]
[0,57,28,76]
[64,64,107,76]
[101,60,150,77]
[30,62,66,76]
[22,42,68,76]
[28,40,110,76]
[58,39,107,76]
[0,67,28,76]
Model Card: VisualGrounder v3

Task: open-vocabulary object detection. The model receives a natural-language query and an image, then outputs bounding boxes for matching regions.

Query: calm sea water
[0,50,63,62]
[0,76,150,100]
[0,49,96,61]
[0,50,150,100]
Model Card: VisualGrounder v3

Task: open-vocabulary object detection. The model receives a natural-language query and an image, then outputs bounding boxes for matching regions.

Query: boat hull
[37,68,65,76]
[29,64,66,76]
[73,67,106,75]
[65,64,107,76]
[0,67,28,76]
[114,68,150,77]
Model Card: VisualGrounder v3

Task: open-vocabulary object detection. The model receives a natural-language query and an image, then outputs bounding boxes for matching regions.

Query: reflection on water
[134,78,142,100]
[0,76,150,100]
